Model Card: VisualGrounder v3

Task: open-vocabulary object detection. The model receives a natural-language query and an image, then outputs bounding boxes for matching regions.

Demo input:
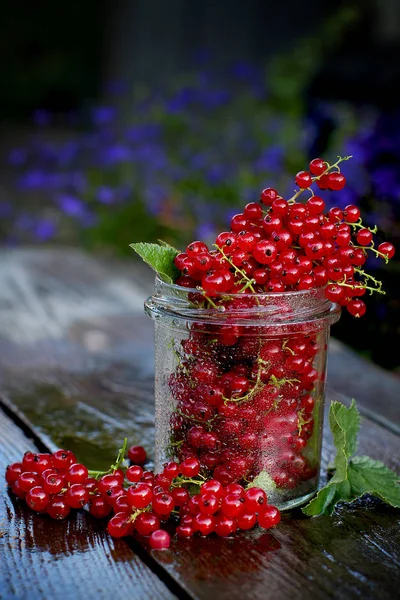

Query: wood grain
[1,367,399,600]
[0,408,177,600]
[1,247,400,600]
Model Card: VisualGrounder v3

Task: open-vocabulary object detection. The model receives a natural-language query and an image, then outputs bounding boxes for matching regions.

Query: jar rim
[145,275,341,331]
[154,274,324,299]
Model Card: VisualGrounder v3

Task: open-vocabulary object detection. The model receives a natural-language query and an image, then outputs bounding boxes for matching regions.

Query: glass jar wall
[145,276,340,510]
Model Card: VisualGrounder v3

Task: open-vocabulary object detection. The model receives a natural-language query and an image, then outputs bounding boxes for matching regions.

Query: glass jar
[145,276,341,510]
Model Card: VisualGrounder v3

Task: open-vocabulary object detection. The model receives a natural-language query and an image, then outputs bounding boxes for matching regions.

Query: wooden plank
[0,407,178,600]
[1,247,400,600]
[1,371,399,600]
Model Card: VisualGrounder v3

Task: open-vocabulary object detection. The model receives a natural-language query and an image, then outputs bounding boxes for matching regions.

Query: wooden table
[1,248,400,600]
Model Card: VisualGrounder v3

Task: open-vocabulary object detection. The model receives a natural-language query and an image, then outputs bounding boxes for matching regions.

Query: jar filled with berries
[142,155,395,510]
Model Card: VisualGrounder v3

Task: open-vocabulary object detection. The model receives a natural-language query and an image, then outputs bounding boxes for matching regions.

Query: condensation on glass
[145,276,340,510]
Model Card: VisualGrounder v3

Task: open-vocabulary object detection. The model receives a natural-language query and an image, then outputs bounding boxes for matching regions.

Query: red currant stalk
[213,243,256,293]
[289,155,352,203]
[88,438,128,480]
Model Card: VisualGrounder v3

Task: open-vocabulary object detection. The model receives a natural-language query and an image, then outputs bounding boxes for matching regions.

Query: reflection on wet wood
[1,248,400,600]
[0,408,176,600]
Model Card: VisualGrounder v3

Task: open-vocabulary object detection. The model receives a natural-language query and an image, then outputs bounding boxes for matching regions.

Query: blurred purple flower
[8,148,27,166]
[370,167,397,197]
[58,141,79,165]
[194,221,217,244]
[18,170,47,189]
[100,144,131,165]
[32,109,51,126]
[231,61,261,82]
[91,106,117,126]
[200,89,231,109]
[166,88,196,113]
[56,194,87,217]
[255,145,284,173]
[106,80,129,96]
[206,164,225,184]
[34,219,57,241]
[193,49,212,66]
[144,185,167,216]
[0,201,13,217]
[126,124,162,143]
[96,186,115,204]
[15,213,35,231]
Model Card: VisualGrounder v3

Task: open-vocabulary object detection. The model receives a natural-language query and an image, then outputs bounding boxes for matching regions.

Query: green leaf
[302,479,353,516]
[247,470,277,495]
[130,241,180,283]
[348,456,400,508]
[329,399,360,479]
[302,399,400,517]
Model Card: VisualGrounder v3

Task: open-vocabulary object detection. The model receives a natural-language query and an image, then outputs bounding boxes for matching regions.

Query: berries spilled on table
[5,441,281,550]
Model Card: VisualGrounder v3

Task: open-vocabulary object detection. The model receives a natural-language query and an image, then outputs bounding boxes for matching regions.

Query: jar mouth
[144,275,341,330]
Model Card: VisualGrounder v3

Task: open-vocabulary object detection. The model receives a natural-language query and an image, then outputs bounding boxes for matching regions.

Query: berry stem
[214,244,256,293]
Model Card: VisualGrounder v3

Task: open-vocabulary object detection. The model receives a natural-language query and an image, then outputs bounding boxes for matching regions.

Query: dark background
[0,0,399,372]
[2,0,400,119]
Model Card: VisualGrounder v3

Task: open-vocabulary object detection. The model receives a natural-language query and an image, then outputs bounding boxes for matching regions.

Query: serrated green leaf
[329,399,360,478]
[302,399,400,517]
[301,479,352,516]
[130,241,180,283]
[348,456,400,508]
[247,470,277,495]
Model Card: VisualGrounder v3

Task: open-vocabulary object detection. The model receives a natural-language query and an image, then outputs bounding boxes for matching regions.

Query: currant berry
[89,495,113,518]
[258,505,281,528]
[356,228,373,246]
[244,487,268,512]
[180,456,200,477]
[152,492,174,518]
[214,514,237,537]
[66,484,89,508]
[295,171,312,188]
[26,486,50,512]
[126,465,143,483]
[5,463,22,485]
[327,172,346,191]
[236,512,257,530]
[17,472,41,492]
[221,493,246,518]
[176,524,194,538]
[194,513,215,536]
[309,158,326,176]
[42,473,65,495]
[52,449,77,470]
[127,483,153,509]
[47,494,71,520]
[377,242,395,260]
[343,204,360,223]
[107,512,132,538]
[149,529,171,549]
[66,463,88,484]
[135,512,161,536]
[198,493,220,515]
[260,187,278,206]
[128,445,147,465]
[346,299,366,318]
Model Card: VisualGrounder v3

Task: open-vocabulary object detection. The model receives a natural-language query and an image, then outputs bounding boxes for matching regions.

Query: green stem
[88,438,128,479]
[214,244,256,293]
[287,155,352,204]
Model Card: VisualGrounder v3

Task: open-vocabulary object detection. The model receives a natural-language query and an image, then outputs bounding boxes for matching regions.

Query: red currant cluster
[168,330,320,494]
[5,442,280,550]
[173,156,395,318]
